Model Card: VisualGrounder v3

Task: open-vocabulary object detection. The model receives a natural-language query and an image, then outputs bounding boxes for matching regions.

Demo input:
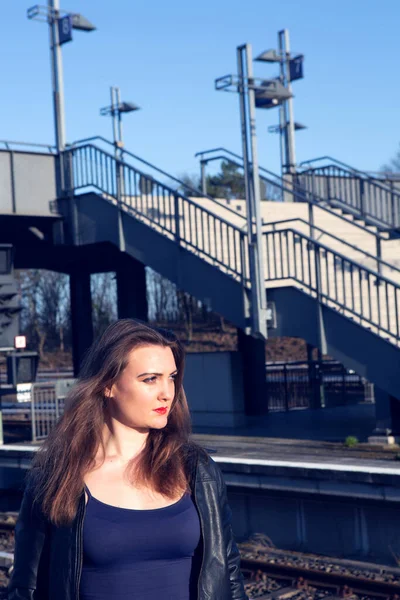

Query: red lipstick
[154,407,167,414]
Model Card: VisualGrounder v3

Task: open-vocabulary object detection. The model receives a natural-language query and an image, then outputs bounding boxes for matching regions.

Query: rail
[70,136,246,224]
[297,157,400,230]
[66,143,400,347]
[0,140,57,154]
[262,227,400,345]
[67,143,249,283]
[194,147,391,239]
[263,217,400,280]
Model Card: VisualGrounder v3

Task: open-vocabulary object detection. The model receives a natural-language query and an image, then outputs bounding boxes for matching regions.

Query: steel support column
[237,328,267,416]
[116,256,148,321]
[70,270,93,376]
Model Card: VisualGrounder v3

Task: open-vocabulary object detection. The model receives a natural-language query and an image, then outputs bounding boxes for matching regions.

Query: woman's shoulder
[183,441,222,480]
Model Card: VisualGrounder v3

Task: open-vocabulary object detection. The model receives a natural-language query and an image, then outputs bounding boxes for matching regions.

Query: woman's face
[107,345,178,430]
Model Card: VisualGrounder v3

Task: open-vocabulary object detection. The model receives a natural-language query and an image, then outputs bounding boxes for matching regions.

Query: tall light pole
[100,86,140,161]
[27,2,96,156]
[255,30,304,176]
[215,45,291,339]
[100,87,140,252]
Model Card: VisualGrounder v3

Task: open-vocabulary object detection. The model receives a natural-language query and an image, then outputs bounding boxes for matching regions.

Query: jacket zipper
[193,460,204,600]
[75,494,86,600]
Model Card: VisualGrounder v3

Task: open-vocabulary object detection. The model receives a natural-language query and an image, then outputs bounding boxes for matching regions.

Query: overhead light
[255,49,282,63]
[71,13,96,32]
[119,102,140,113]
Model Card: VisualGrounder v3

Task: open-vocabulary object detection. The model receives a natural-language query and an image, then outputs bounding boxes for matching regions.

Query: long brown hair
[28,319,205,526]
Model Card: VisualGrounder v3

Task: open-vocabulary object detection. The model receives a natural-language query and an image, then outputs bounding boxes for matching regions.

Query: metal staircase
[194,147,393,250]
[60,142,400,355]
[297,156,400,236]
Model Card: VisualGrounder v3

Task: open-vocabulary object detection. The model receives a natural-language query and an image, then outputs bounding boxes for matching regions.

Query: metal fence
[31,379,76,442]
[296,164,400,229]
[266,360,374,412]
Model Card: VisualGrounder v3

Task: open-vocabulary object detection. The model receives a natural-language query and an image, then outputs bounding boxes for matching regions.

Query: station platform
[193,433,400,501]
[0,432,399,501]
[0,434,399,563]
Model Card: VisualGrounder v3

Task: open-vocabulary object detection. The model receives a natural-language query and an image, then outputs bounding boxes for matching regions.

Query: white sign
[14,335,27,349]
[16,382,32,403]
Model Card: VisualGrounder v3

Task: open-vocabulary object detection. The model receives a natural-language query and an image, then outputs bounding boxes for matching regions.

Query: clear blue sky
[1,1,399,180]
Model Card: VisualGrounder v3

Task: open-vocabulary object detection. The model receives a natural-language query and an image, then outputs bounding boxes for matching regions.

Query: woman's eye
[143,375,176,384]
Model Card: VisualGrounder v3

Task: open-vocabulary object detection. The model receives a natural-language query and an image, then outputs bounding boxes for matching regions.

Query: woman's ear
[104,386,113,399]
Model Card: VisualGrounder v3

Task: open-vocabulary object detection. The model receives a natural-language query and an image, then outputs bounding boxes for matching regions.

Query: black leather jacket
[8,446,248,600]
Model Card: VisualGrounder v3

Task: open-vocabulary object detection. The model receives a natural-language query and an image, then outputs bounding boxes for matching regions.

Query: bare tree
[381,144,400,173]
[18,269,69,358]
[91,272,118,339]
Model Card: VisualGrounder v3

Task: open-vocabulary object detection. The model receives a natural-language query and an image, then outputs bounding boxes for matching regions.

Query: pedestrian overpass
[0,138,399,434]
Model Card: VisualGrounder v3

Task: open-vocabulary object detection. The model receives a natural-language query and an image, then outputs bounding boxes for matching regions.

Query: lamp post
[255,29,304,176]
[100,87,140,252]
[27,2,96,156]
[215,44,291,339]
[100,86,140,161]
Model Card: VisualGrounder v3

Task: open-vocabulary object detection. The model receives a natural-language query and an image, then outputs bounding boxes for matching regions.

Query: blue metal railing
[297,157,400,230]
[66,142,400,348]
[194,146,394,240]
[263,217,400,281]
[67,143,249,283]
[70,136,246,224]
[262,227,400,345]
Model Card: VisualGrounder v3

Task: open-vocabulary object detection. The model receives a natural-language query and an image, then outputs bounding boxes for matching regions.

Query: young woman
[8,319,248,600]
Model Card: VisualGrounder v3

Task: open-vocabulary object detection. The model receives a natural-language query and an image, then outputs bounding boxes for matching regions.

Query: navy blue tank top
[79,485,201,600]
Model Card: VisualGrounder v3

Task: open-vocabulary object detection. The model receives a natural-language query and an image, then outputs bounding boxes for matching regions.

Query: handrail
[266,226,399,294]
[195,146,294,186]
[70,136,246,224]
[298,155,365,174]
[193,148,389,239]
[67,142,400,345]
[0,140,57,154]
[298,156,399,196]
[263,227,400,344]
[68,143,249,282]
[262,217,400,279]
[73,143,246,234]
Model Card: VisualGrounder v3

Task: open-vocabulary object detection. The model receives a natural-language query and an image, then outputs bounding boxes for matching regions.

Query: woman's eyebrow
[137,369,178,377]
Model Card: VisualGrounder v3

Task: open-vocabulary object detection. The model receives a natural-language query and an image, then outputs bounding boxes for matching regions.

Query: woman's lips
[154,407,167,414]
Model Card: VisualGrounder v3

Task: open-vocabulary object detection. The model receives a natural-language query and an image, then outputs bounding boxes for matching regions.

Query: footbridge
[1,139,399,434]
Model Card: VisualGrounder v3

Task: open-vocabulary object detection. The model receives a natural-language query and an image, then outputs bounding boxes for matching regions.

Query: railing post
[239,231,247,285]
[359,178,365,216]
[115,156,126,252]
[284,365,289,411]
[326,169,331,201]
[313,245,327,408]
[390,180,397,228]
[200,160,207,195]
[31,383,37,443]
[174,194,181,243]
[375,236,382,279]
[63,149,79,246]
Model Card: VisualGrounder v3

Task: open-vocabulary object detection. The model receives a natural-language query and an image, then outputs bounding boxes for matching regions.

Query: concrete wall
[228,487,400,565]
[184,352,246,428]
[0,150,56,215]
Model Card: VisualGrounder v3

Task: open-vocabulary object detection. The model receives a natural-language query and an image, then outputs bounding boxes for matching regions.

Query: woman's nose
[159,379,174,401]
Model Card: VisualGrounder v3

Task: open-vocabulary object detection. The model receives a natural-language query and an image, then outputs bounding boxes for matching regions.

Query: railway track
[239,535,400,600]
[0,516,399,599]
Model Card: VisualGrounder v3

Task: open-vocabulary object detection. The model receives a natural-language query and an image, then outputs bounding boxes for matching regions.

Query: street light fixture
[215,44,289,340]
[256,30,305,176]
[100,87,140,161]
[27,1,96,155]
[100,86,140,254]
